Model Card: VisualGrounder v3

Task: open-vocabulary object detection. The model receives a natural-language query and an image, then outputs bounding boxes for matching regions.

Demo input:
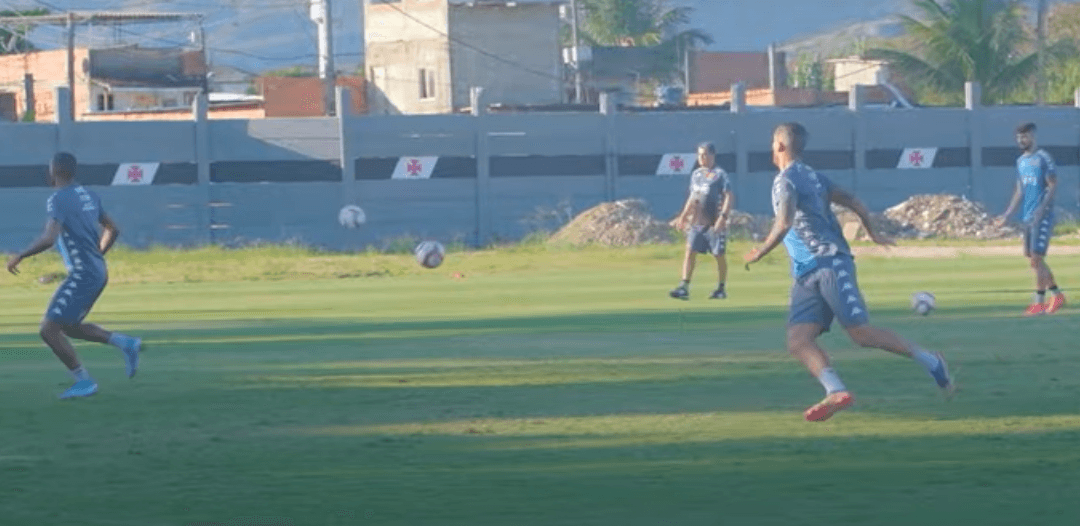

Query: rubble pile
[549,199,675,246]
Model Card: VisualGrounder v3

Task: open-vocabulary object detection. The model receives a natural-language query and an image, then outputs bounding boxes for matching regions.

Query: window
[162,98,179,108]
[419,68,436,100]
[95,93,114,112]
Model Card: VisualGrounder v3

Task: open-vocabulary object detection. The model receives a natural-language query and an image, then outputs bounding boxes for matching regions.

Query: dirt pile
[548,199,675,246]
[883,194,1019,239]
[831,205,921,240]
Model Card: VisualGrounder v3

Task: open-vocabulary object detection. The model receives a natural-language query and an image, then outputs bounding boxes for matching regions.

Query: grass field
[1,242,1079,526]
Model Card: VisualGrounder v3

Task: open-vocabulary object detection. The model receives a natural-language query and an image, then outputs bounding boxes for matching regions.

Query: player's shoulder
[1036,148,1056,165]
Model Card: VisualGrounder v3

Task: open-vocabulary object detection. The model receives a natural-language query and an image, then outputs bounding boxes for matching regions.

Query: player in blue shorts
[744,123,954,421]
[6,153,143,399]
[995,122,1066,316]
[670,142,734,300]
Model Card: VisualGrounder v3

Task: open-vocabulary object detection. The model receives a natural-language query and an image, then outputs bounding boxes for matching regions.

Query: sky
[4,0,1061,72]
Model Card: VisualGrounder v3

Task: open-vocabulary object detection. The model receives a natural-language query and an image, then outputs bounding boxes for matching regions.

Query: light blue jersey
[47,184,107,280]
[1017,149,1056,223]
[772,162,851,278]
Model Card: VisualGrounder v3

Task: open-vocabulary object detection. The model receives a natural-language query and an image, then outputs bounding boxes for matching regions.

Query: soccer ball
[338,205,366,228]
[414,240,445,269]
[911,292,936,316]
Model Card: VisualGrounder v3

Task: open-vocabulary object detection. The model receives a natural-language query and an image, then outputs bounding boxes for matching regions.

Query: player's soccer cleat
[1046,294,1067,314]
[1024,303,1046,316]
[59,379,98,400]
[122,338,143,379]
[929,351,955,396]
[669,285,689,300]
[804,391,854,422]
[709,288,727,300]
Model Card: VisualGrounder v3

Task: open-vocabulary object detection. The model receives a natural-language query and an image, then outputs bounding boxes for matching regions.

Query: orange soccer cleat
[1046,294,1067,314]
[804,392,854,422]
[1024,303,1047,316]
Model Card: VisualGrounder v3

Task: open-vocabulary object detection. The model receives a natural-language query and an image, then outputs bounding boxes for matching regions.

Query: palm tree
[576,0,712,79]
[867,0,1039,104]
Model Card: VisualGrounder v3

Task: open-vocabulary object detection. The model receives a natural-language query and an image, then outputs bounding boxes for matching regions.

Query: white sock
[816,367,847,394]
[911,348,941,372]
[70,366,91,382]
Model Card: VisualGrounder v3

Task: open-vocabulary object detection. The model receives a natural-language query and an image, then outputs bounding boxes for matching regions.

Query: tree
[575,0,712,80]
[0,9,48,54]
[866,0,1041,105]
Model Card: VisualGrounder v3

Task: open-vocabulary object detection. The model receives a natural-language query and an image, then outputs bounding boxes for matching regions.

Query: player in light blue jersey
[670,142,734,300]
[995,122,1066,316]
[744,123,953,422]
[6,153,144,400]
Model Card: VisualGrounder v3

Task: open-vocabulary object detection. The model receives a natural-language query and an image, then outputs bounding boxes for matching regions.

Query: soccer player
[670,142,734,300]
[994,122,1066,315]
[6,153,143,399]
[743,123,953,422]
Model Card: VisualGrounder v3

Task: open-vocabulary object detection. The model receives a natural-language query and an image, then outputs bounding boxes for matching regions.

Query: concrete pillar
[600,92,618,201]
[1074,87,1080,108]
[730,82,746,114]
[965,82,982,200]
[471,87,491,247]
[55,86,72,152]
[336,87,356,206]
[849,85,865,193]
[192,93,213,244]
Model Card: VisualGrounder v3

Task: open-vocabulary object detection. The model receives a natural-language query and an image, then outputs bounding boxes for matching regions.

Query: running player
[670,142,734,300]
[744,123,953,422]
[6,152,143,399]
[994,122,1066,315]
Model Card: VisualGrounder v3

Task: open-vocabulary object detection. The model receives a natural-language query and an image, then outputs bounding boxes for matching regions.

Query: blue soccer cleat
[59,379,98,400]
[929,351,955,396]
[122,338,143,379]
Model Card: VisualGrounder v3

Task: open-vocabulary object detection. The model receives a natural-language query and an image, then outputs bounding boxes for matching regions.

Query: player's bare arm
[829,186,894,246]
[745,186,794,264]
[672,194,695,230]
[997,181,1023,226]
[99,212,120,255]
[7,219,63,275]
[713,189,733,231]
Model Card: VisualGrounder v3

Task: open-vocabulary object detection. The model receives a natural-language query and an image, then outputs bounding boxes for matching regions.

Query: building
[363,0,563,114]
[0,45,207,121]
[257,75,367,117]
[689,50,787,94]
[209,64,257,95]
[827,56,895,93]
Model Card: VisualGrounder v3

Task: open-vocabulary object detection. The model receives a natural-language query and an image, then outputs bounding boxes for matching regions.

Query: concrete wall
[1,85,1079,253]
[447,3,563,109]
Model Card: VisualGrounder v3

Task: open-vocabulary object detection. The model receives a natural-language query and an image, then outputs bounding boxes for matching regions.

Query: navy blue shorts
[1023,216,1053,257]
[788,256,869,331]
[686,225,727,256]
[45,274,106,326]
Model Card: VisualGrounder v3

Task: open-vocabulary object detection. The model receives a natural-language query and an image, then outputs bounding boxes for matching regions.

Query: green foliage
[0,8,47,55]
[867,0,1041,105]
[575,0,712,81]
[263,66,314,78]
[790,53,827,90]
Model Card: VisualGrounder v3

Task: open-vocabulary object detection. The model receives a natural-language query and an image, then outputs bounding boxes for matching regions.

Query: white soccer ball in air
[911,292,936,316]
[338,205,366,228]
[414,240,445,269]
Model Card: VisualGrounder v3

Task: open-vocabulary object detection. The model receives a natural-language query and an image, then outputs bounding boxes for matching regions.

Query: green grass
[1,244,1079,525]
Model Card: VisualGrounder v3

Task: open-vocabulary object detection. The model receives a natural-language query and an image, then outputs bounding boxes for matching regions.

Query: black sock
[1037,290,1046,303]
[717,282,725,291]
[1049,285,1061,295]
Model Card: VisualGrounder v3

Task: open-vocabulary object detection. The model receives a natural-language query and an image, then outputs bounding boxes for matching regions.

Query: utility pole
[310,0,336,115]
[1036,0,1047,105]
[569,0,583,104]
[66,12,75,120]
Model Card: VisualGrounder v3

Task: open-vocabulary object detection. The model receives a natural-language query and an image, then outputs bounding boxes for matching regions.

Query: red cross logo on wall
[127,165,144,183]
[406,159,423,177]
[669,156,685,172]
[908,150,924,167]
